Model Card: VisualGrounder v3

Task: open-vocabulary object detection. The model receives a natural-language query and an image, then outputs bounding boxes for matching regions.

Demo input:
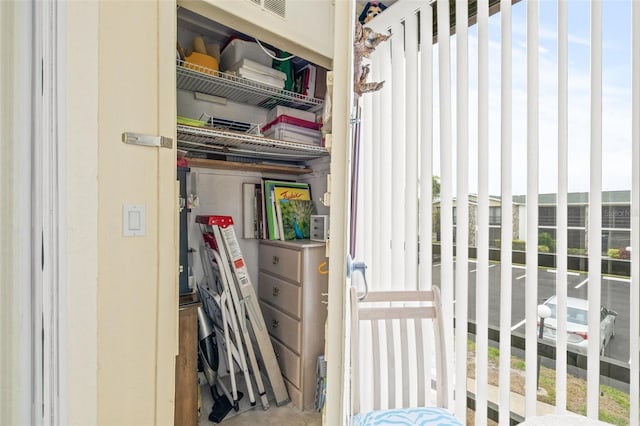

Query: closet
[174,1,333,420]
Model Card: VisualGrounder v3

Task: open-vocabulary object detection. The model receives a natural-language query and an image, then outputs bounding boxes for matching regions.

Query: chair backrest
[350,286,448,415]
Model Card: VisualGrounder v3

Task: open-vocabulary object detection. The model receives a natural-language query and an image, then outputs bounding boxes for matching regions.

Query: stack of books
[242,179,318,241]
[293,64,327,99]
[314,355,327,412]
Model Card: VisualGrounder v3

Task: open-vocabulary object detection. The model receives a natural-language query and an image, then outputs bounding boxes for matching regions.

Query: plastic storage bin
[262,115,322,132]
[233,68,285,88]
[220,38,275,71]
[225,58,286,88]
[226,58,285,79]
[263,122,323,146]
[267,106,316,124]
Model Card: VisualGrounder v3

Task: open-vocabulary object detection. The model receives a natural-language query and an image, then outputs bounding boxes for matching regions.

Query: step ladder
[196,215,290,407]
[199,246,258,409]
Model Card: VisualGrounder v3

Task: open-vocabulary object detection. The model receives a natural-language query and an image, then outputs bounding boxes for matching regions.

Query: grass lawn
[466,340,631,425]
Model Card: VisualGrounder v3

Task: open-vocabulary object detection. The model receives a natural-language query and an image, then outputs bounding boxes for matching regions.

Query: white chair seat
[353,407,462,426]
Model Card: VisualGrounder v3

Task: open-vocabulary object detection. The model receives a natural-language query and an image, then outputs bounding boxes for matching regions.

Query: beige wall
[97,1,177,424]
[66,2,99,424]
[66,1,178,424]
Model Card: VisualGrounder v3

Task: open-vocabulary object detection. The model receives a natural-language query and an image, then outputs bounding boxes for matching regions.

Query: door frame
[324,1,356,424]
[38,1,69,424]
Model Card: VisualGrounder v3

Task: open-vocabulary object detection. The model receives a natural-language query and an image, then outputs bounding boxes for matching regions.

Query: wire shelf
[200,113,262,135]
[176,61,324,111]
[176,124,329,161]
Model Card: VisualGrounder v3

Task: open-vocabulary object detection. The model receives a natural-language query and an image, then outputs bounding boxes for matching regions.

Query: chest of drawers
[258,240,328,411]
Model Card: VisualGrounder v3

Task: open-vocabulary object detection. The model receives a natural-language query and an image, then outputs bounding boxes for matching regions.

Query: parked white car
[538,296,617,356]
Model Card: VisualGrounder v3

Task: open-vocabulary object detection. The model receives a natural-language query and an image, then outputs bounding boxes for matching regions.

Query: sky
[432,0,633,196]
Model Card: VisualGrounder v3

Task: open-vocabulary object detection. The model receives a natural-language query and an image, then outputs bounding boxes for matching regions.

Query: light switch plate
[123,204,146,236]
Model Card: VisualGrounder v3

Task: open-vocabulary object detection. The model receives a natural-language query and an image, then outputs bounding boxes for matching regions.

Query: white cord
[254,37,296,61]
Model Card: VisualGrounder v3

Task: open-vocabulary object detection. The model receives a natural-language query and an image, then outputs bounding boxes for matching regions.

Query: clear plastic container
[226,58,286,80]
[220,38,275,71]
[263,122,323,146]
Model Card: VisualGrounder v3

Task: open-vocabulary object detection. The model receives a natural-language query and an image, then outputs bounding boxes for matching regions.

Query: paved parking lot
[432,261,631,362]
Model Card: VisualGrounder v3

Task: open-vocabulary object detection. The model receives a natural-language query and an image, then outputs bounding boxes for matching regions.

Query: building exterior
[436,195,525,248]
[513,190,632,256]
[440,190,631,257]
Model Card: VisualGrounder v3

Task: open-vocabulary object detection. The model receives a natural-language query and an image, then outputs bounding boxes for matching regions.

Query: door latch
[347,254,368,300]
[122,132,173,149]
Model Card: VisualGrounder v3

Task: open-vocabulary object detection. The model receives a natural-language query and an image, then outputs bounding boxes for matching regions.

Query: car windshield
[546,303,588,325]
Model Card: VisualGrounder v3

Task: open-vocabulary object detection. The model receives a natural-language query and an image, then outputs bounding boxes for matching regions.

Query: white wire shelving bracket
[176,124,329,161]
[176,60,324,111]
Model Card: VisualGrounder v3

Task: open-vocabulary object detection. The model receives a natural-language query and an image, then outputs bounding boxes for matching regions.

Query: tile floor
[197,374,322,426]
[201,404,322,426]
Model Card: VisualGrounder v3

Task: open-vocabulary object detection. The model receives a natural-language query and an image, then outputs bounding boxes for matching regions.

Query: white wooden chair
[350,286,461,426]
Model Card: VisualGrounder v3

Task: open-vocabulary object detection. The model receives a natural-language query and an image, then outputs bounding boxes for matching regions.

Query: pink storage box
[262,115,322,132]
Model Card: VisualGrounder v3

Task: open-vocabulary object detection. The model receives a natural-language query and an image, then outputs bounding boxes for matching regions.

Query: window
[568,229,587,251]
[489,206,501,225]
[602,205,631,229]
[489,227,501,249]
[539,206,556,227]
[568,205,586,227]
[602,230,631,255]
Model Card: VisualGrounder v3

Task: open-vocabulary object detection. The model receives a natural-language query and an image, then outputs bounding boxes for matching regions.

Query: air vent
[246,0,286,18]
[264,0,286,18]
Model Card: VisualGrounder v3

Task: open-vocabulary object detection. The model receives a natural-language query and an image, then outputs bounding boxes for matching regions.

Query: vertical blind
[587,0,603,417]
[524,0,539,416]
[498,0,514,422]
[357,0,639,424]
[455,0,471,419]
[555,0,569,415]
[631,2,640,423]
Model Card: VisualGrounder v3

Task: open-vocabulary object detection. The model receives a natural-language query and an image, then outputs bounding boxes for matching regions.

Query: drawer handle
[271,319,279,329]
[272,255,279,265]
[272,287,280,297]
